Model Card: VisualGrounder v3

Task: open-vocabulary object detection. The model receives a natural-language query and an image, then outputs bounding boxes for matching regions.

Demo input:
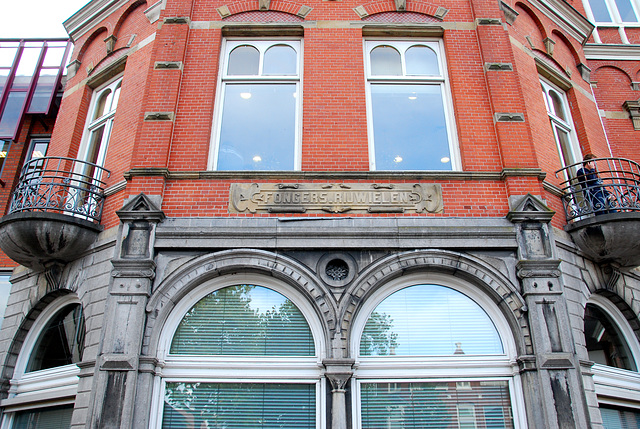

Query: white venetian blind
[170,285,314,356]
[361,381,514,428]
[13,405,74,429]
[162,382,316,428]
[360,284,503,356]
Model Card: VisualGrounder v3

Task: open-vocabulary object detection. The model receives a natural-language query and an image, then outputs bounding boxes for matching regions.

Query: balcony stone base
[0,212,102,271]
[565,212,640,270]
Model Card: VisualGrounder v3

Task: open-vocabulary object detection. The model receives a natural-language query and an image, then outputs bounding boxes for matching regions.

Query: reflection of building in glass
[1,0,640,428]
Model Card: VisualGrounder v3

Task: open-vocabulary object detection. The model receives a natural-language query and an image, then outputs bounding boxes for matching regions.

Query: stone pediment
[507,194,555,223]
[116,193,165,222]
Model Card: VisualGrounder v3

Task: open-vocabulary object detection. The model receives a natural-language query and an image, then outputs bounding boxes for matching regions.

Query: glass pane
[163,383,315,429]
[590,0,613,21]
[42,46,67,68]
[93,89,112,120]
[0,45,18,67]
[360,284,503,356]
[27,68,58,113]
[555,127,576,168]
[26,304,85,372]
[228,45,259,75]
[23,139,49,177]
[549,90,566,121]
[218,83,296,171]
[13,404,74,429]
[600,406,640,429]
[0,274,10,325]
[263,44,297,75]
[0,91,27,138]
[170,285,314,356]
[13,46,42,89]
[371,46,402,76]
[361,381,514,429]
[0,69,9,95]
[111,83,122,111]
[405,45,439,76]
[371,84,452,171]
[615,0,639,21]
[0,140,10,175]
[584,304,637,370]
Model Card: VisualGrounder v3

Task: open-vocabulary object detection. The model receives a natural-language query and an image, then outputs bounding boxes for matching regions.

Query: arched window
[352,274,525,429]
[1,294,84,429]
[152,275,324,429]
[584,295,640,427]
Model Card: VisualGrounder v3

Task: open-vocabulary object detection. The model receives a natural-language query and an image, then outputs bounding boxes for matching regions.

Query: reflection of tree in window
[26,304,85,372]
[584,304,637,370]
[360,311,399,355]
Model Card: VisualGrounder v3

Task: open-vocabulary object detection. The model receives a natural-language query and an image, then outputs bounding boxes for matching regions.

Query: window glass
[228,45,260,75]
[360,381,514,429]
[0,91,27,137]
[366,41,456,171]
[360,284,503,356]
[540,79,580,169]
[263,45,297,75]
[590,0,614,20]
[214,40,300,171]
[93,89,112,121]
[600,406,640,429]
[0,140,11,177]
[162,382,315,429]
[370,46,402,76]
[26,304,85,372]
[27,68,58,113]
[0,274,10,325]
[170,284,314,356]
[12,404,73,429]
[405,45,439,76]
[549,91,566,121]
[614,0,639,21]
[584,304,637,371]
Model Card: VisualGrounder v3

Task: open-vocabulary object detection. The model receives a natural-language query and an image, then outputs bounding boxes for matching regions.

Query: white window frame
[583,0,640,30]
[351,273,527,429]
[0,294,81,429]
[208,39,303,171]
[587,295,640,408]
[363,39,460,171]
[150,273,326,429]
[540,78,582,172]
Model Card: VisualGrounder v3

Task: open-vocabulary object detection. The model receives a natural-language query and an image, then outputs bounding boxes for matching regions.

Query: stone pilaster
[509,194,590,428]
[89,194,164,429]
[324,358,354,429]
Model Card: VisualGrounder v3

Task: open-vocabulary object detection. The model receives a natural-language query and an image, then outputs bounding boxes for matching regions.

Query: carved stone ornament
[229,183,444,214]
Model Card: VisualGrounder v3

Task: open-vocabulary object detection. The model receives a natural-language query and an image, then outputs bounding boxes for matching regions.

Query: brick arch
[339,249,530,356]
[222,1,306,18]
[515,2,549,41]
[593,64,634,85]
[356,0,445,18]
[76,26,109,64]
[551,29,584,68]
[0,290,77,399]
[143,249,338,357]
[113,0,148,38]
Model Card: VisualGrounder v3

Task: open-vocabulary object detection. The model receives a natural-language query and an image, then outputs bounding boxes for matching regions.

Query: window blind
[360,284,503,356]
[361,381,513,429]
[170,285,314,356]
[600,406,640,429]
[13,405,73,429]
[162,382,315,429]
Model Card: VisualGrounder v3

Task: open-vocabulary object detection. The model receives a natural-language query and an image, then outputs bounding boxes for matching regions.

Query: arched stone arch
[585,289,640,344]
[0,290,77,399]
[339,249,530,356]
[221,2,307,18]
[143,249,338,357]
[223,10,304,21]
[355,0,446,19]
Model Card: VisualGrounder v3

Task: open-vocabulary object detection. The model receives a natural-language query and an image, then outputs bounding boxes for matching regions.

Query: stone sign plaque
[229,183,444,214]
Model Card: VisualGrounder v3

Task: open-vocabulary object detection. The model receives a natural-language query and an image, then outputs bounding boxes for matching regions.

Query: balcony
[0,157,110,271]
[556,157,640,270]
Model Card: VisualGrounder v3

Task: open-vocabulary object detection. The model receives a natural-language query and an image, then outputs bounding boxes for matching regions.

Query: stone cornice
[64,0,132,42]
[584,43,640,60]
[123,168,546,181]
[527,0,594,45]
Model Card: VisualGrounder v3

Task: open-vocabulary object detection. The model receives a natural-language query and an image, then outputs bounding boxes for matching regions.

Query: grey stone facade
[1,194,639,428]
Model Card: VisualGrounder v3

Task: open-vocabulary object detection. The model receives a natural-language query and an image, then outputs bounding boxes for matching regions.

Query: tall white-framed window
[364,40,459,171]
[584,0,640,24]
[0,294,84,429]
[352,273,526,428]
[584,294,640,427]
[77,76,121,179]
[209,40,302,171]
[150,274,325,428]
[540,78,582,172]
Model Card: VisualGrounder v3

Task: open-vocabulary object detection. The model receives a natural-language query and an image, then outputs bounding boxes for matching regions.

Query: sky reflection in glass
[361,284,503,356]
[218,83,296,170]
[371,84,451,170]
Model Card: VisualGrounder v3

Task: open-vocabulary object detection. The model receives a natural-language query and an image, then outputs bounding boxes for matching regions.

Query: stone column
[509,194,590,428]
[323,358,354,429]
[89,194,164,429]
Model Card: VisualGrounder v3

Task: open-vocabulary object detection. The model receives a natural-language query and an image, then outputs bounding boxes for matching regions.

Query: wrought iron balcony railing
[8,156,110,224]
[555,157,640,223]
